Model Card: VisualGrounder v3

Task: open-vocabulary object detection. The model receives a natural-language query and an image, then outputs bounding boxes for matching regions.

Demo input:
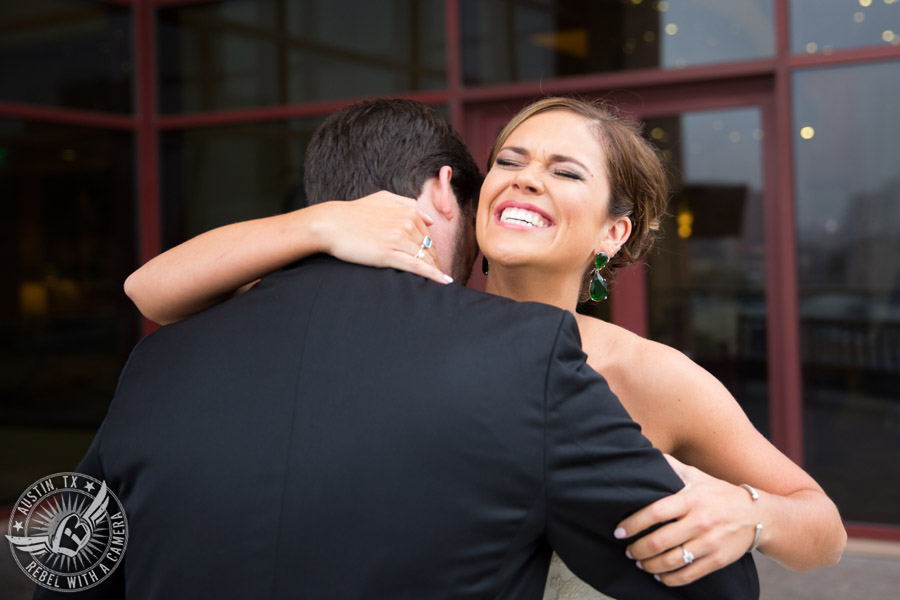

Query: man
[37,100,758,599]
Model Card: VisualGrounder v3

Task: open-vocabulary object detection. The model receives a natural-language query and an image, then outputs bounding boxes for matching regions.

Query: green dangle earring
[589,252,609,302]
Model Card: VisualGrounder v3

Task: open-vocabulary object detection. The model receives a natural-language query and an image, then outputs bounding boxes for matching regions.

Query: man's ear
[433,166,455,221]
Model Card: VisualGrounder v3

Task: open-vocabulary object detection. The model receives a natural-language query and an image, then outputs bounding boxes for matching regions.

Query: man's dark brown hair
[304,99,482,224]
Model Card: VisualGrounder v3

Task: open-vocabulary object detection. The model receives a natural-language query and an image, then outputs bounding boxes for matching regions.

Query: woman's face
[477,110,623,277]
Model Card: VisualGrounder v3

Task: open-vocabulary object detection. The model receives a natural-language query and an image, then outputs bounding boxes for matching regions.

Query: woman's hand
[311,191,451,284]
[615,454,762,586]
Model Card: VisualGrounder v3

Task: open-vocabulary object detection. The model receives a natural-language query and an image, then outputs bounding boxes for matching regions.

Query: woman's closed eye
[554,169,584,181]
[496,157,583,181]
[495,157,521,168]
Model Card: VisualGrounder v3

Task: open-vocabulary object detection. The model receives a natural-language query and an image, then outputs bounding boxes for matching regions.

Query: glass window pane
[646,108,769,435]
[161,119,324,249]
[791,0,900,55]
[0,120,137,500]
[0,0,133,113]
[461,0,774,85]
[158,0,445,114]
[793,61,900,526]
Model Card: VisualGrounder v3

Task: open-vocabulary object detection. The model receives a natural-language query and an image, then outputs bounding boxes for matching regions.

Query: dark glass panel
[793,61,900,525]
[460,0,774,85]
[161,119,324,250]
[158,0,445,114]
[791,0,900,55]
[646,108,769,435]
[0,0,132,113]
[0,119,137,503]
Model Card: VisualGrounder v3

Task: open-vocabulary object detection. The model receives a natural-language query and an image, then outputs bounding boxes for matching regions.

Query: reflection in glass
[158,0,445,114]
[645,108,769,434]
[460,0,773,85]
[161,119,323,250]
[793,61,900,525]
[791,0,900,55]
[0,120,137,426]
[0,0,133,112]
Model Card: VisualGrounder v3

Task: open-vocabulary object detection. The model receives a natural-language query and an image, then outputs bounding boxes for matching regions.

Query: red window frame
[1,0,897,540]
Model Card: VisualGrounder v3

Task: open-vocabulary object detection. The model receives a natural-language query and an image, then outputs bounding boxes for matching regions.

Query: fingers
[417,209,435,226]
[662,453,691,482]
[632,524,705,572]
[616,491,688,542]
[626,517,694,563]
[359,191,435,225]
[358,190,417,207]
[389,205,441,271]
[649,550,726,587]
[384,226,449,284]
[629,523,729,587]
[328,192,451,281]
[393,254,452,284]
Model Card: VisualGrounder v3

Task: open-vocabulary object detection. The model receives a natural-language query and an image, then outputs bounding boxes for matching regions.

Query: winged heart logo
[6,481,110,559]
[5,473,128,592]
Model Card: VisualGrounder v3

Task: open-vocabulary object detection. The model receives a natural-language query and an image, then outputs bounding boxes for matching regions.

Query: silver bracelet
[748,522,764,553]
[740,483,760,501]
[740,483,763,553]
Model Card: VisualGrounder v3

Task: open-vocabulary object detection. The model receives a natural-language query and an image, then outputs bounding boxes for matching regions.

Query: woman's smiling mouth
[495,202,554,230]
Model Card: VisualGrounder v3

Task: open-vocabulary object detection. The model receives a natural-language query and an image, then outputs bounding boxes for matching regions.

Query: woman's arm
[601,338,846,585]
[125,192,449,325]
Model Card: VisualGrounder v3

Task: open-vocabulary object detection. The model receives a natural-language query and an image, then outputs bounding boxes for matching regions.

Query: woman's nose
[512,165,543,194]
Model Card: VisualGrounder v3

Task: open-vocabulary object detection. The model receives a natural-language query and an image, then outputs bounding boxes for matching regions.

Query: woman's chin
[485,254,550,276]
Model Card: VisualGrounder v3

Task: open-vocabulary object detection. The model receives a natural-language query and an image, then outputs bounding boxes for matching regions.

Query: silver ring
[414,248,426,260]
[421,235,432,249]
[682,546,695,565]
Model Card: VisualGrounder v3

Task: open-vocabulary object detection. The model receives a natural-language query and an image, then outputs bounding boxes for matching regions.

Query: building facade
[1,0,899,543]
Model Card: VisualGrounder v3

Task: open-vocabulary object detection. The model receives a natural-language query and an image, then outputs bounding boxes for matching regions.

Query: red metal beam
[135,0,161,337]
[610,261,647,338]
[788,42,900,69]
[0,101,135,130]
[151,0,219,7]
[459,58,777,104]
[765,0,804,464]
[845,523,900,542]
[156,91,450,130]
[444,0,463,131]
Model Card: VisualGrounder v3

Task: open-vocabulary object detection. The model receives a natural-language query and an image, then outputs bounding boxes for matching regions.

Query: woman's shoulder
[574,314,685,372]
[574,314,726,451]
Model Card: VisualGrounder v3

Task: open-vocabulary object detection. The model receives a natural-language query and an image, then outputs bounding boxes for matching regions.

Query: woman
[125,97,846,586]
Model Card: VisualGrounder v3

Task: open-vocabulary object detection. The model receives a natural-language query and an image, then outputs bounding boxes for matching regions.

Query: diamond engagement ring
[682,546,695,565]
[414,248,426,259]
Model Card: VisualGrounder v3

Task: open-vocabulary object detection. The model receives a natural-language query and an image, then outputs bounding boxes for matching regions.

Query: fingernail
[635,560,643,571]
[625,550,633,559]
[654,575,661,582]
[614,527,627,539]
[443,274,454,283]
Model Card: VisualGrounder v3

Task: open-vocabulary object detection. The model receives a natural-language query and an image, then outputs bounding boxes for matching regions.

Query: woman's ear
[598,216,632,255]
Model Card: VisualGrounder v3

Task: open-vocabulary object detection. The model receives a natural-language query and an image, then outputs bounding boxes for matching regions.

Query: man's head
[304,99,483,283]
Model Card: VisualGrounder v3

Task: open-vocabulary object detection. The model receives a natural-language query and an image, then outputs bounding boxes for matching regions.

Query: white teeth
[499,207,549,228]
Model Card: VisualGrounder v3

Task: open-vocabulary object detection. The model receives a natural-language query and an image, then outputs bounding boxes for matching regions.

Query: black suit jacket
[37,256,758,599]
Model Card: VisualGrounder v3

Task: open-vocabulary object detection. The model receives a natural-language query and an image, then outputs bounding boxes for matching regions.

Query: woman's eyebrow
[501,146,529,158]
[550,154,591,174]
